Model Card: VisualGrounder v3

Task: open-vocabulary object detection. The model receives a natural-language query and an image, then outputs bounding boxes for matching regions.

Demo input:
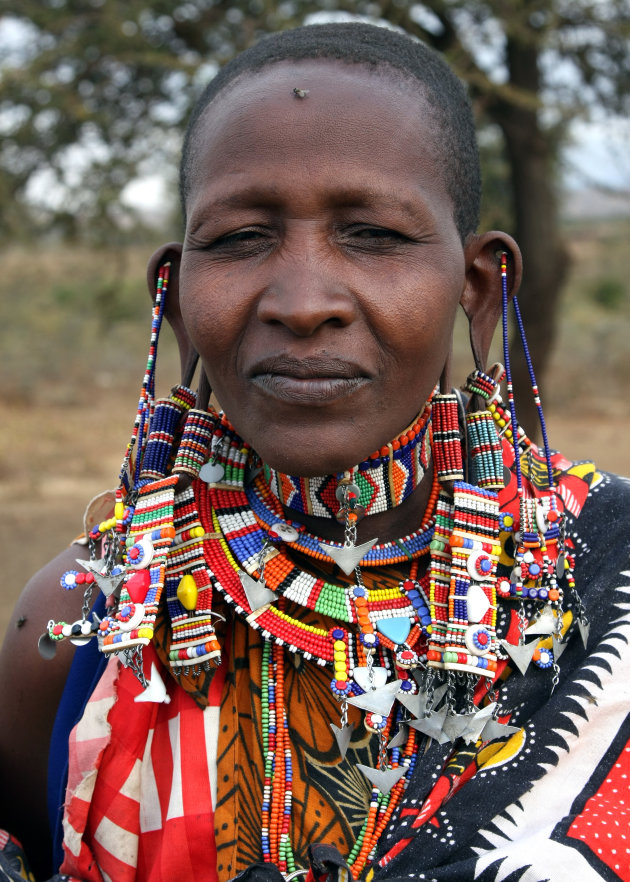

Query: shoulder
[569,469,630,642]
[571,469,630,562]
[0,543,91,863]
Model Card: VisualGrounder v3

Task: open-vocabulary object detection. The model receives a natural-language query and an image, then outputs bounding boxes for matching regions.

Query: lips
[248,355,370,404]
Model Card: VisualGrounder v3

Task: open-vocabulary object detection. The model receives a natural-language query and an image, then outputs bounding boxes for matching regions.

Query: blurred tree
[1,0,629,432]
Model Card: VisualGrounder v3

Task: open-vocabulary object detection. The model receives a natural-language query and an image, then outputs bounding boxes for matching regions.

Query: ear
[460,231,523,371]
[146,242,197,382]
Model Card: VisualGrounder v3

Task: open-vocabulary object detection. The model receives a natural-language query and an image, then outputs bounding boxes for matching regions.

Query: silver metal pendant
[499,638,539,675]
[239,570,276,612]
[346,678,401,716]
[407,703,450,744]
[134,662,171,704]
[481,715,521,743]
[330,722,355,760]
[356,764,406,795]
[199,462,225,484]
[318,538,378,575]
[524,605,556,636]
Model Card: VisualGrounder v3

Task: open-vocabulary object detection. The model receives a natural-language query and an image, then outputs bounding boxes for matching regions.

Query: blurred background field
[1,215,628,643]
[1,0,630,648]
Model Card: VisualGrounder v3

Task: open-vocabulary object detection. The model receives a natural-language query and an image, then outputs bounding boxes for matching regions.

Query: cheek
[178,265,243,368]
[375,278,461,373]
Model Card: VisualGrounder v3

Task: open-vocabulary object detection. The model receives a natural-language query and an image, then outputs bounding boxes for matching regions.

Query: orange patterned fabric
[154,554,415,879]
[213,560,417,877]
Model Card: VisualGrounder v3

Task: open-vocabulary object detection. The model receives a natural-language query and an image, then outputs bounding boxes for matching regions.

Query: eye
[340,224,412,250]
[203,226,274,257]
[353,227,402,238]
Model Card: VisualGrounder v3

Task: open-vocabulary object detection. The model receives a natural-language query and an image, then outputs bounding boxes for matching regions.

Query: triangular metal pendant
[524,605,556,636]
[481,716,521,743]
[397,690,427,719]
[499,639,539,675]
[387,723,408,749]
[92,570,125,597]
[239,571,276,612]
[443,704,497,745]
[552,633,569,661]
[318,538,378,575]
[346,679,401,716]
[330,722,355,760]
[352,665,387,692]
[578,618,590,650]
[459,703,497,744]
[356,764,406,795]
[134,663,171,704]
[77,556,106,574]
[407,703,449,744]
[441,711,477,744]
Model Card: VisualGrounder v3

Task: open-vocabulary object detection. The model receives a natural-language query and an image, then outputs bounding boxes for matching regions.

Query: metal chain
[518,599,527,645]
[123,646,149,688]
[465,673,476,714]
[257,538,271,587]
[340,699,348,730]
[445,672,457,716]
[377,730,389,771]
[424,668,436,714]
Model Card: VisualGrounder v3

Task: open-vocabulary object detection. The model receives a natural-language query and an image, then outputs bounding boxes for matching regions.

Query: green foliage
[591,277,626,311]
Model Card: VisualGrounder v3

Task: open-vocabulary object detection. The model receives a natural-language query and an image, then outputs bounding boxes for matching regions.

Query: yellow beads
[177,574,198,611]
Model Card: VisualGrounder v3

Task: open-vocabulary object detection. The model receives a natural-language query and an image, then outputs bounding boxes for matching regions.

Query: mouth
[248,355,371,404]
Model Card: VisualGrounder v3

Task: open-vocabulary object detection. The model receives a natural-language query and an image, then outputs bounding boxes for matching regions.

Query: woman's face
[179,60,467,476]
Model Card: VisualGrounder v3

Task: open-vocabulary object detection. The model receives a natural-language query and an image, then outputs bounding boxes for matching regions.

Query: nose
[256,244,357,337]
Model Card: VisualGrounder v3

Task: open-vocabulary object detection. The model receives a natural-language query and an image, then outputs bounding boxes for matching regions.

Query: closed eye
[202,226,274,257]
[338,224,414,251]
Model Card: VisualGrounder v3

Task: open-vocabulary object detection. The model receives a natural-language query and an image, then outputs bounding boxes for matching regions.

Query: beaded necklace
[267,401,432,519]
[250,465,440,566]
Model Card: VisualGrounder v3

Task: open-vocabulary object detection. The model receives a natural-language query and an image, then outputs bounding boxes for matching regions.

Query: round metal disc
[38,632,57,660]
[199,462,225,483]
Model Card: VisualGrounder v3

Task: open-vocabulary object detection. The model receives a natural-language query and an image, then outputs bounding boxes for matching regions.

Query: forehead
[185,59,454,230]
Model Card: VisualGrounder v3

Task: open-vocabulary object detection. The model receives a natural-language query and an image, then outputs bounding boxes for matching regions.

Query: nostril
[256,283,357,336]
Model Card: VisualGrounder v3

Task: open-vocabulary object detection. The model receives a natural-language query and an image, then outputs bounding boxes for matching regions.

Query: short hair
[180,22,481,240]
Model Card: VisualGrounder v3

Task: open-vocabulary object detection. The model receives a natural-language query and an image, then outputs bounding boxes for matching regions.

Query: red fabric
[567,738,630,876]
[62,645,225,881]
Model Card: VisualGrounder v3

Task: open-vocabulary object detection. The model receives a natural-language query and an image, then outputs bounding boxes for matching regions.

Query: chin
[255,439,369,478]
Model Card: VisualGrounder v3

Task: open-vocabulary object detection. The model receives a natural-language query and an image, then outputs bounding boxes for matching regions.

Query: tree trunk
[490,35,570,443]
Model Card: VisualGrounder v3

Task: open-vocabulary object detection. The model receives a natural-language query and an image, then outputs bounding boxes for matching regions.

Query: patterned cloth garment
[55,444,630,882]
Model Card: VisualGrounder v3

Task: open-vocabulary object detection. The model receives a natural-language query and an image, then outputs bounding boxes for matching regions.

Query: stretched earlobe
[146,243,198,384]
[460,231,523,371]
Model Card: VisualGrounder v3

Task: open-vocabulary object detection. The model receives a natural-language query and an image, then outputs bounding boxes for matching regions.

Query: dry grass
[1,221,628,642]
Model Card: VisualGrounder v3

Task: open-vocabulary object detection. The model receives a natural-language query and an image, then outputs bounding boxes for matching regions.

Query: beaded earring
[486,253,583,679]
[427,354,501,683]
[42,266,226,686]
[42,263,175,660]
